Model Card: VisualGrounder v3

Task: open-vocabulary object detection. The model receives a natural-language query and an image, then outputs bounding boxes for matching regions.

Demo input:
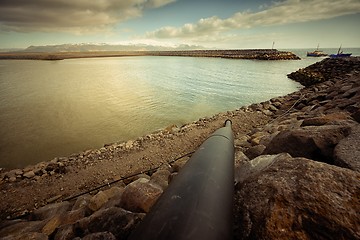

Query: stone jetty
[0,57,359,239]
[0,49,300,61]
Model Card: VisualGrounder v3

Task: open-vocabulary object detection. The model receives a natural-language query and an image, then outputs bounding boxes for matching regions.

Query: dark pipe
[128,120,235,240]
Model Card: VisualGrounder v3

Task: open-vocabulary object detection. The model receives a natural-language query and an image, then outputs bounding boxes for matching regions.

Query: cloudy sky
[0,0,359,49]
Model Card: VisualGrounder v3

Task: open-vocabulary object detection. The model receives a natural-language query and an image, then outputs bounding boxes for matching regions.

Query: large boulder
[334,124,360,171]
[234,154,360,240]
[263,125,352,164]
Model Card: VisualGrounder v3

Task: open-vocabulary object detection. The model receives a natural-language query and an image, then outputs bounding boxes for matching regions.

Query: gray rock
[235,154,284,184]
[334,124,360,171]
[263,125,352,163]
[234,154,360,240]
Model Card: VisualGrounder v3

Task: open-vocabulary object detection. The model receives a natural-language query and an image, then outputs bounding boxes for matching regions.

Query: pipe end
[224,119,232,128]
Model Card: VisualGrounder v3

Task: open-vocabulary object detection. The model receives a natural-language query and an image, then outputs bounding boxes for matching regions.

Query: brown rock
[77,207,144,239]
[103,186,124,199]
[2,232,48,240]
[121,178,163,213]
[263,125,351,163]
[301,112,351,126]
[42,215,63,236]
[23,170,35,178]
[352,109,360,123]
[62,207,88,226]
[0,221,46,238]
[334,124,360,171]
[123,173,150,185]
[54,225,76,240]
[82,232,116,240]
[72,194,91,211]
[234,154,360,240]
[244,145,266,160]
[88,191,109,212]
[32,201,71,221]
[149,169,171,190]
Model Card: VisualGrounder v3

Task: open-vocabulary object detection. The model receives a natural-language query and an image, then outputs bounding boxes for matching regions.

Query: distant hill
[22,43,206,52]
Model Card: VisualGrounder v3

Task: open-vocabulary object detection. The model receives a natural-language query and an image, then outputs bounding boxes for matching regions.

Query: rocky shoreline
[0,49,300,61]
[0,57,359,239]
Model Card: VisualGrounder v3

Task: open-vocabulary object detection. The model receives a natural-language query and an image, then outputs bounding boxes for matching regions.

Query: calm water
[0,49,359,169]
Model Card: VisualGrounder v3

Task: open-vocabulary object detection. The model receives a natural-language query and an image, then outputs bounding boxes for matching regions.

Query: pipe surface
[128,120,235,240]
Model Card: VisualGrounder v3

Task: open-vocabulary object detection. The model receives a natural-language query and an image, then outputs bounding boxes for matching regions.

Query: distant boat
[330,45,352,58]
[307,44,328,57]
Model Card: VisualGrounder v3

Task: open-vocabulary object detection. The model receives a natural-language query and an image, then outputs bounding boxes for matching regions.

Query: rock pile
[234,57,360,239]
[147,49,300,60]
[0,164,179,239]
[0,57,359,239]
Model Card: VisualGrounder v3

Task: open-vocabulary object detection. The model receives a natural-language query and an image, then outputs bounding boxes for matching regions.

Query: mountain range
[20,43,205,52]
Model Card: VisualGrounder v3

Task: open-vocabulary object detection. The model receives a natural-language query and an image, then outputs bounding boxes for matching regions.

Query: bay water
[1,48,358,169]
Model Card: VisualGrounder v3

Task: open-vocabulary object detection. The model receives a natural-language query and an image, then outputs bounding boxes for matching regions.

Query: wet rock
[234,154,360,240]
[120,178,163,213]
[334,124,360,171]
[263,124,352,163]
[77,207,144,239]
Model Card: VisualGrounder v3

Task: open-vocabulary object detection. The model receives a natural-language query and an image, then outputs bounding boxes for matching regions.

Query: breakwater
[0,57,359,239]
[0,49,300,61]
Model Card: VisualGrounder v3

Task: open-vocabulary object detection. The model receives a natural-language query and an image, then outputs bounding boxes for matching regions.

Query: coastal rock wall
[146,49,300,60]
[1,57,359,239]
[0,49,300,61]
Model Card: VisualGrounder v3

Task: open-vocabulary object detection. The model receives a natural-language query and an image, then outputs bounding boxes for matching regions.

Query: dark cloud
[0,0,175,33]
